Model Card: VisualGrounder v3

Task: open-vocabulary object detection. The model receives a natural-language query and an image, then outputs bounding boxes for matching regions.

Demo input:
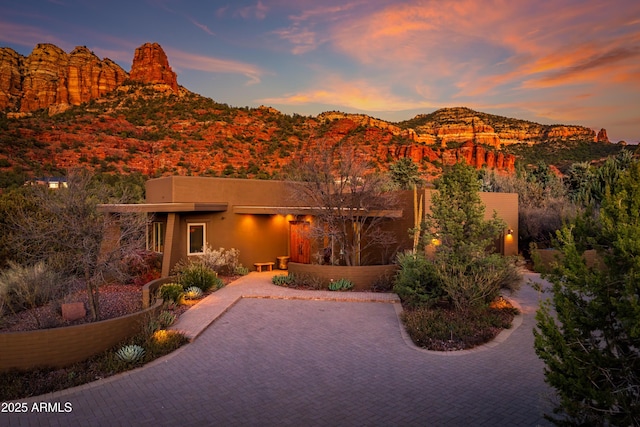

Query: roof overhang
[233,205,402,218]
[97,202,228,213]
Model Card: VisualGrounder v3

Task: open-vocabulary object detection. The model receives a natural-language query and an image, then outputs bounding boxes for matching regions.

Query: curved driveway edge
[3,271,555,426]
[168,271,400,341]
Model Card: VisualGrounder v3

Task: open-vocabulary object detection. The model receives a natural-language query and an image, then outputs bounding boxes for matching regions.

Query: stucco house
[99,176,518,277]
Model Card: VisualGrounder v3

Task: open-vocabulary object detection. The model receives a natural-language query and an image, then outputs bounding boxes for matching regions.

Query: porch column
[161,213,179,277]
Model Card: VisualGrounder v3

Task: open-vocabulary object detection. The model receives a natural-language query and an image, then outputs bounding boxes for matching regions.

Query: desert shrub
[371,271,395,292]
[0,261,63,327]
[402,303,517,351]
[157,310,176,328]
[290,273,325,290]
[146,329,189,358]
[173,260,221,292]
[272,274,295,287]
[197,245,240,275]
[432,255,522,311]
[328,278,353,291]
[157,283,184,304]
[393,252,443,308]
[234,265,249,276]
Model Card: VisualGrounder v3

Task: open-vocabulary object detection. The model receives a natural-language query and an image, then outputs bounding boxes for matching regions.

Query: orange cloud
[326,0,640,96]
[257,76,435,112]
[166,49,264,85]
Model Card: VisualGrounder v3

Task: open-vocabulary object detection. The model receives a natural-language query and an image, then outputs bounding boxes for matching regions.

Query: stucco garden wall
[288,262,398,291]
[0,300,162,372]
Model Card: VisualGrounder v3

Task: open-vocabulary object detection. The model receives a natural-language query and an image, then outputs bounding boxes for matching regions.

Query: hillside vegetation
[0,84,630,188]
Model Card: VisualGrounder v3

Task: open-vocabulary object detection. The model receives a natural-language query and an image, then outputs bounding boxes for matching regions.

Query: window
[148,222,165,253]
[188,223,206,255]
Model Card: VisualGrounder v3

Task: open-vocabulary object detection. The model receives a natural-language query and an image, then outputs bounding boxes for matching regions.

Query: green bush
[393,252,443,308]
[234,265,249,276]
[271,274,295,287]
[146,329,189,358]
[157,310,176,328]
[174,261,222,292]
[157,283,184,304]
[328,278,353,291]
[433,255,521,311]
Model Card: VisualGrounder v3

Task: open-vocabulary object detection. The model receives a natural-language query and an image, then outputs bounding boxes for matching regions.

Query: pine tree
[534,160,640,425]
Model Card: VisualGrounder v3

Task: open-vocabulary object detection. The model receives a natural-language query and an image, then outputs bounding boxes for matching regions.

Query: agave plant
[115,344,146,363]
[157,310,176,328]
[183,286,203,300]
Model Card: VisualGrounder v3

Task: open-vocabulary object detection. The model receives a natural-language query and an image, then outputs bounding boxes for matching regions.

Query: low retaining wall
[143,276,177,308]
[0,299,163,372]
[288,262,398,291]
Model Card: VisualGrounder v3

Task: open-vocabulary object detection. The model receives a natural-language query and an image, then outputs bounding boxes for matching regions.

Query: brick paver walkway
[3,271,555,426]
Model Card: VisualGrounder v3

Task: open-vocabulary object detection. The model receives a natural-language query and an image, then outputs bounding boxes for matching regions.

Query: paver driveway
[3,272,554,426]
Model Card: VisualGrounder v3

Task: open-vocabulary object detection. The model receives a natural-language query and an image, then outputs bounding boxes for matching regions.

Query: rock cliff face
[0,42,179,113]
[399,107,599,148]
[0,48,23,110]
[597,128,609,143]
[129,43,178,92]
[0,44,127,113]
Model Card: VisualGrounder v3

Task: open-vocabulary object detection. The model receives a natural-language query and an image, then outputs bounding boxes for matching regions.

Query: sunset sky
[1,0,639,142]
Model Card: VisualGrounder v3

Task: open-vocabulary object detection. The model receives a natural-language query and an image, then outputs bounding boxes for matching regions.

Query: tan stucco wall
[423,189,519,256]
[146,176,294,206]
[145,177,519,275]
[0,300,162,372]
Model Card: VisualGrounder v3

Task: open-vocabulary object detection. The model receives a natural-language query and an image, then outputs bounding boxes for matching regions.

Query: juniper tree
[534,160,640,425]
[423,162,520,310]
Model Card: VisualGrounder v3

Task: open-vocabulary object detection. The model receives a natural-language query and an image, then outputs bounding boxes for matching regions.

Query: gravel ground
[0,276,240,333]
[0,284,142,332]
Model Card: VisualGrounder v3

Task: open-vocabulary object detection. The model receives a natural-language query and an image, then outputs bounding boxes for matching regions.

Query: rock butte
[0,43,613,176]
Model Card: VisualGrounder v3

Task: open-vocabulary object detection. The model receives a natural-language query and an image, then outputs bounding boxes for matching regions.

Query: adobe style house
[99,176,518,277]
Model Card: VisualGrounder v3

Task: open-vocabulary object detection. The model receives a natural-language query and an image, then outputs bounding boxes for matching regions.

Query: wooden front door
[290,221,311,264]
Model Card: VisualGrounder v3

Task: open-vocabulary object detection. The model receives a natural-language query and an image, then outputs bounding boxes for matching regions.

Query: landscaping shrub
[146,329,189,358]
[393,252,443,308]
[289,273,325,290]
[272,274,295,287]
[157,283,184,304]
[402,303,518,351]
[432,254,521,311]
[0,261,63,327]
[197,245,240,275]
[157,310,176,328]
[328,278,353,291]
[271,273,324,290]
[173,260,222,292]
[234,265,250,276]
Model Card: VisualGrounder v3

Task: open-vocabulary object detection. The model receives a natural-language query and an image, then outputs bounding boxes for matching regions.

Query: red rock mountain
[0,42,178,113]
[129,43,178,92]
[0,42,621,182]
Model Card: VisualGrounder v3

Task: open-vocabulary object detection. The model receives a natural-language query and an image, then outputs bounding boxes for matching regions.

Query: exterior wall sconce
[507,228,513,235]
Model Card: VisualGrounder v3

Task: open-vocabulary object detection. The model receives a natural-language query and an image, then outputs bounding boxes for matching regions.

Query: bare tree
[286,144,399,266]
[6,170,148,321]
